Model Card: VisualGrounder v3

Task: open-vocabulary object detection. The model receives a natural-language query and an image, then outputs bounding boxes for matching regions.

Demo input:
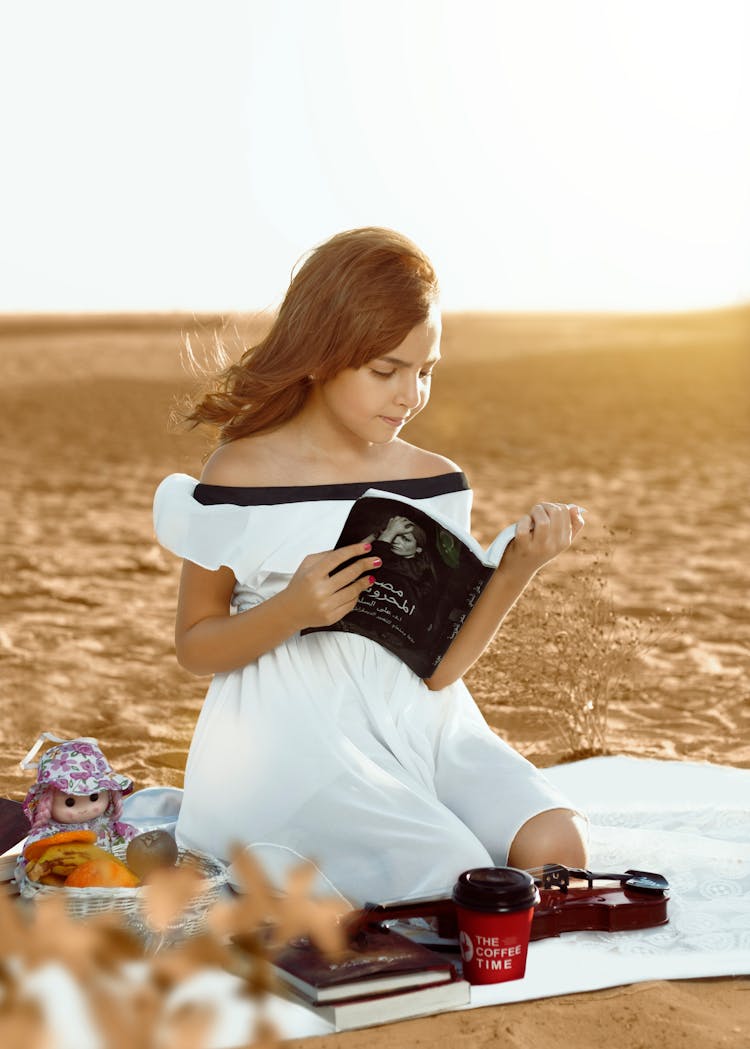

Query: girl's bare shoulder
[199,436,279,486]
[397,441,463,478]
[199,437,464,487]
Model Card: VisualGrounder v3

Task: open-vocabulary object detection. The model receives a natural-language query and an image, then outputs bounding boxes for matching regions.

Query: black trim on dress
[193,472,469,506]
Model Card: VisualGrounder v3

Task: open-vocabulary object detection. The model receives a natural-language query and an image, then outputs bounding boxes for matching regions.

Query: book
[284,975,471,1032]
[0,855,21,895]
[0,798,28,895]
[302,488,519,677]
[270,926,460,1004]
[0,797,29,857]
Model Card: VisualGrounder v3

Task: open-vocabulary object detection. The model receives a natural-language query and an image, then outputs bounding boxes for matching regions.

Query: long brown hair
[181,227,439,443]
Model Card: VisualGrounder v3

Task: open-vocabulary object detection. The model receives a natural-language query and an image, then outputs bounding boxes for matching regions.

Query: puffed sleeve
[153,473,258,579]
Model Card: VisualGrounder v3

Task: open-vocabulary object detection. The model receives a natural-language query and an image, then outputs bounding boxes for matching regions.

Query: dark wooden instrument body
[351,884,669,942]
[530,885,669,940]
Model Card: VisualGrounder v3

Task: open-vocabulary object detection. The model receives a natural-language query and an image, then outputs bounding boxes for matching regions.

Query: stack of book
[0,797,29,896]
[258,925,470,1031]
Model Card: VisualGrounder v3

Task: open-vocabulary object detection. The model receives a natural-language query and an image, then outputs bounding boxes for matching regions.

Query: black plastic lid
[452,867,540,913]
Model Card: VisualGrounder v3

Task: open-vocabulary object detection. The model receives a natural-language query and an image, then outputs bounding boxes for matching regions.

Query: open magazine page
[357,488,515,566]
[302,495,497,677]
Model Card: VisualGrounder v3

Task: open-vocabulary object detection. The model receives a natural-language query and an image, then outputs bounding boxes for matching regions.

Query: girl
[153,227,588,906]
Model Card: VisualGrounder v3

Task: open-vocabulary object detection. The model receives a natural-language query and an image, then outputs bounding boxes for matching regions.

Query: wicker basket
[17,844,227,940]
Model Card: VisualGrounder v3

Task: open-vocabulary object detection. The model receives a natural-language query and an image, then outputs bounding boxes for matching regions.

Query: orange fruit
[65,856,140,888]
[24,829,97,862]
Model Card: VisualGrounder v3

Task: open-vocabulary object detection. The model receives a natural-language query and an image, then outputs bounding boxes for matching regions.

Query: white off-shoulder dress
[153,471,577,906]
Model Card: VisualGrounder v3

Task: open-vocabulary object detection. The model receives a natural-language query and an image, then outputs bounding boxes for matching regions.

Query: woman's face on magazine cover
[391,528,420,557]
[315,305,442,445]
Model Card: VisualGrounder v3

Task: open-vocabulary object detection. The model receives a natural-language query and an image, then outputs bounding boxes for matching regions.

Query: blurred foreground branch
[0,847,349,1049]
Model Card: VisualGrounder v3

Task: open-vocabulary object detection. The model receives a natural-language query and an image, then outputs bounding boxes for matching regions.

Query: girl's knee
[507,808,589,871]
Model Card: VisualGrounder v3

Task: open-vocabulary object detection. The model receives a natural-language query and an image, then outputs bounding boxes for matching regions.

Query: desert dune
[0,307,748,1046]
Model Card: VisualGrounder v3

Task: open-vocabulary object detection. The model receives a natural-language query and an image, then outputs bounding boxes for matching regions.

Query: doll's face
[51,788,110,824]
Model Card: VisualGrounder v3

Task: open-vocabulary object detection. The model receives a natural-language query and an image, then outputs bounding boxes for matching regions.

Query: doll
[20,737,139,860]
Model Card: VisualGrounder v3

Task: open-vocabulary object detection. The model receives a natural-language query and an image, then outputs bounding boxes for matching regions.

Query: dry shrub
[536,551,645,759]
[473,530,677,761]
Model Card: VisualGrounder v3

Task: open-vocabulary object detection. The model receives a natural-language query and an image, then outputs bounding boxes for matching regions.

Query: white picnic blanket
[469,755,750,1009]
[16,757,750,1046]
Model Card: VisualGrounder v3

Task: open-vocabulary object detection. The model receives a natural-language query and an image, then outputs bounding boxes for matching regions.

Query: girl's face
[314,306,442,446]
[51,788,110,824]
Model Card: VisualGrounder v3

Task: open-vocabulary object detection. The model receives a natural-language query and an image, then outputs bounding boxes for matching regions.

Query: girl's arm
[175,541,381,676]
[423,502,585,691]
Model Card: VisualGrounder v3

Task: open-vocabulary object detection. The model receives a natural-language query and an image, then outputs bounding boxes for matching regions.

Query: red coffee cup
[452,867,540,984]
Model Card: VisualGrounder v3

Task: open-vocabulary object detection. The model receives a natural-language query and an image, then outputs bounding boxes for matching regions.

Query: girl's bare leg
[507,808,589,871]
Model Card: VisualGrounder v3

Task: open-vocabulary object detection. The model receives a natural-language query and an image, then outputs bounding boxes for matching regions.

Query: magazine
[302,488,519,677]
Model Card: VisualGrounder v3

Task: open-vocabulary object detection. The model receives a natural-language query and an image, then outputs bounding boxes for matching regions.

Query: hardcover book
[302,488,519,677]
[271,926,459,1003]
[0,797,29,857]
[268,926,470,1032]
[284,976,471,1032]
[0,798,29,892]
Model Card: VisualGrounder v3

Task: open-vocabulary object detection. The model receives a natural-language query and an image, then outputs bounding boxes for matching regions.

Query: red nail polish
[363,543,372,551]
[372,558,382,567]
[368,576,375,584]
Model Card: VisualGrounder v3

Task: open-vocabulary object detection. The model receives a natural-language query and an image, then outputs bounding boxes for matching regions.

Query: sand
[1,308,748,1046]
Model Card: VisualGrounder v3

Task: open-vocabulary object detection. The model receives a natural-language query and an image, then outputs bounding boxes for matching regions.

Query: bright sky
[1,1,748,312]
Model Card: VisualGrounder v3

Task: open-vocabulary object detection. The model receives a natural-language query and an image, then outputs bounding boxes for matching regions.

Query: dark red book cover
[0,798,30,857]
[272,927,458,1003]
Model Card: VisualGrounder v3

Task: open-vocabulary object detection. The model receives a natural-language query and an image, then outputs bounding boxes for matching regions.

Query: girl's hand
[505,502,586,578]
[283,542,381,630]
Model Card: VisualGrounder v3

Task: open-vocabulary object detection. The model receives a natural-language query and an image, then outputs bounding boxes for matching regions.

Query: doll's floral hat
[20,734,133,821]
